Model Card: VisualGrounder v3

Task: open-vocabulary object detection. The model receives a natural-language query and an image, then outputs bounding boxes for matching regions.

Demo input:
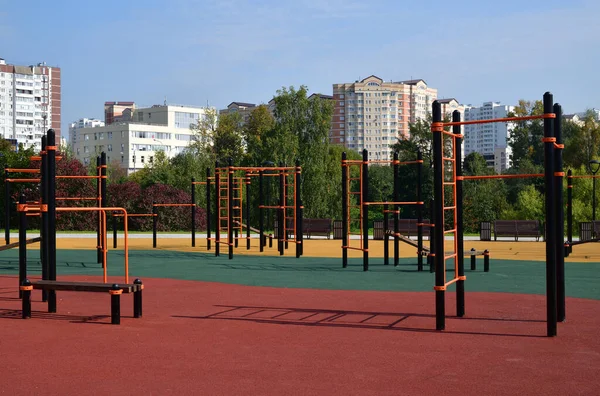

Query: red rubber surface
[1,274,599,395]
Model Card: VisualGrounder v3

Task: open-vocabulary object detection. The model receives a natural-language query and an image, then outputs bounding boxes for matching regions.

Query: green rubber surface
[1,249,599,300]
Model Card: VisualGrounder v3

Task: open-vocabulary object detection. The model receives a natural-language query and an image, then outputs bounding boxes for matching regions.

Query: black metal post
[41,135,48,302]
[215,163,220,257]
[259,169,264,252]
[152,203,157,248]
[133,278,143,318]
[417,150,424,271]
[228,158,234,260]
[342,152,348,268]
[101,153,107,267]
[484,250,490,272]
[454,110,465,318]
[470,249,476,271]
[191,177,196,248]
[295,160,302,258]
[383,204,389,265]
[47,130,57,313]
[393,151,399,267]
[567,169,573,256]
[21,279,32,318]
[246,174,251,250]
[206,168,211,250]
[18,194,27,299]
[554,103,565,323]
[4,165,9,245]
[96,156,102,264]
[362,149,369,271]
[543,92,557,337]
[110,284,121,325]
[278,166,284,256]
[113,214,117,248]
[429,199,435,273]
[432,101,445,331]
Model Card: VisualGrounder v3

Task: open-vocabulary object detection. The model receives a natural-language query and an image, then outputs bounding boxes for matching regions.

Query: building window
[108,132,113,139]
[107,144,112,152]
[174,112,200,128]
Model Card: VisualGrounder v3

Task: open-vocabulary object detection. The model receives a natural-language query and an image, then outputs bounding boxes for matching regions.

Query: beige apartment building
[332,76,438,160]
[74,103,214,174]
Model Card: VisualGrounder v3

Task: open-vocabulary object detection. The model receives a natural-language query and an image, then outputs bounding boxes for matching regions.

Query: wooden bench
[304,218,332,239]
[20,279,143,325]
[594,221,600,238]
[493,220,541,241]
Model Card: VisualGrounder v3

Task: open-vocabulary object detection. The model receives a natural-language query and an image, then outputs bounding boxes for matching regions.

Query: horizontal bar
[438,113,555,127]
[462,174,544,180]
[153,203,196,207]
[6,178,40,183]
[365,201,424,206]
[5,168,39,173]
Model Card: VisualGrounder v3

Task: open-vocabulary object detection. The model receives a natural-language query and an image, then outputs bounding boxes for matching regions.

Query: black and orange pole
[18,194,26,299]
[554,103,565,323]
[191,177,196,248]
[362,149,369,271]
[383,204,389,265]
[228,158,234,259]
[4,164,9,245]
[152,202,157,248]
[295,159,302,258]
[341,152,348,268]
[40,136,48,302]
[246,172,251,250]
[393,151,400,267]
[101,152,107,265]
[259,168,264,252]
[417,150,424,271]
[278,164,284,256]
[432,101,445,331]
[215,162,220,257]
[566,169,573,256]
[454,110,465,318]
[543,92,557,337]
[206,168,211,251]
[96,156,102,263]
[47,129,57,313]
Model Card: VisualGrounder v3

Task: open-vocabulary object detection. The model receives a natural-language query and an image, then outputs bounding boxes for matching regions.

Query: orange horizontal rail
[55,197,99,201]
[113,213,156,217]
[30,156,63,161]
[153,203,196,207]
[437,113,556,127]
[365,201,423,206]
[343,246,366,252]
[462,174,544,180]
[6,178,40,183]
[5,168,39,173]
[568,175,600,179]
[56,175,100,179]
[228,166,298,171]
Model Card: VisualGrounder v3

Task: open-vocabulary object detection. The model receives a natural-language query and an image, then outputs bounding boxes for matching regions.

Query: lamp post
[589,159,600,222]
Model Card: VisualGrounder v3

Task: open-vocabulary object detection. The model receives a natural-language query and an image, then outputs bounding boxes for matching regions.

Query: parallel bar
[432,101,445,331]
[554,103,565,322]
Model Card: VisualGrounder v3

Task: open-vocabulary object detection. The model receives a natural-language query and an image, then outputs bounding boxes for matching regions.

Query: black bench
[20,279,143,325]
[386,219,431,238]
[304,218,332,239]
[493,220,541,241]
[594,221,600,238]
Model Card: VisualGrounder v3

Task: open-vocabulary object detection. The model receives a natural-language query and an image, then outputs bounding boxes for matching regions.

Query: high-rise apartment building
[0,57,61,150]
[331,76,437,160]
[464,102,515,173]
[74,103,214,174]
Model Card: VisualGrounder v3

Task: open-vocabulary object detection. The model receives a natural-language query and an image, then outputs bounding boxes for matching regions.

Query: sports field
[1,236,599,395]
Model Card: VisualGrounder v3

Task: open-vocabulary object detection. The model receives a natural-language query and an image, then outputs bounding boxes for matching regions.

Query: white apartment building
[68,118,104,147]
[73,104,214,174]
[0,58,61,150]
[332,76,438,160]
[464,102,515,173]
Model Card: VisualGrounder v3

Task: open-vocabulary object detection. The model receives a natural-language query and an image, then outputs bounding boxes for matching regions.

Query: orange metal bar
[462,174,544,180]
[113,213,156,217]
[55,197,99,201]
[6,178,40,183]
[54,207,129,283]
[5,168,39,173]
[342,245,366,252]
[365,201,423,206]
[439,113,556,127]
[56,175,100,179]
[568,175,600,179]
[153,203,196,207]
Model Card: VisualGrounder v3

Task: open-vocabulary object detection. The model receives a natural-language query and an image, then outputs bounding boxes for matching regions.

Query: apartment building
[68,118,104,147]
[219,102,257,124]
[0,57,61,150]
[331,76,437,160]
[464,102,515,173]
[74,103,214,174]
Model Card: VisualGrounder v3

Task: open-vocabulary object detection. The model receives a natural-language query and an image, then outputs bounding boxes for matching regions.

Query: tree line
[1,91,599,234]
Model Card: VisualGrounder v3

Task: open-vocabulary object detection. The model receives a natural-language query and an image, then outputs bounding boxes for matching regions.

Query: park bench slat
[32,280,140,293]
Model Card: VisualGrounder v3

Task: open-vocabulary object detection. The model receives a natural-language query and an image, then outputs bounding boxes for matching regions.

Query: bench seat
[32,280,141,293]
[494,220,541,241]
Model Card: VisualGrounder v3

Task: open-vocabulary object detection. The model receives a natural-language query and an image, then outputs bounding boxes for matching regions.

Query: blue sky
[1,0,598,133]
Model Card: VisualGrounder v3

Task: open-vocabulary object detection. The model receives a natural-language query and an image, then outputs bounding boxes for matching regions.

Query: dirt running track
[1,275,599,395]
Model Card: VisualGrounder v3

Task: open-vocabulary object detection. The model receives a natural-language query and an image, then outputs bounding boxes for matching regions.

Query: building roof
[104,101,135,106]
[308,93,333,100]
[228,102,256,108]
[395,79,426,85]
[437,98,458,104]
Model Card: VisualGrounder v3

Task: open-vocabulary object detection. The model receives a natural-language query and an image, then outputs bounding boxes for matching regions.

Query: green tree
[508,99,544,169]
[242,105,275,166]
